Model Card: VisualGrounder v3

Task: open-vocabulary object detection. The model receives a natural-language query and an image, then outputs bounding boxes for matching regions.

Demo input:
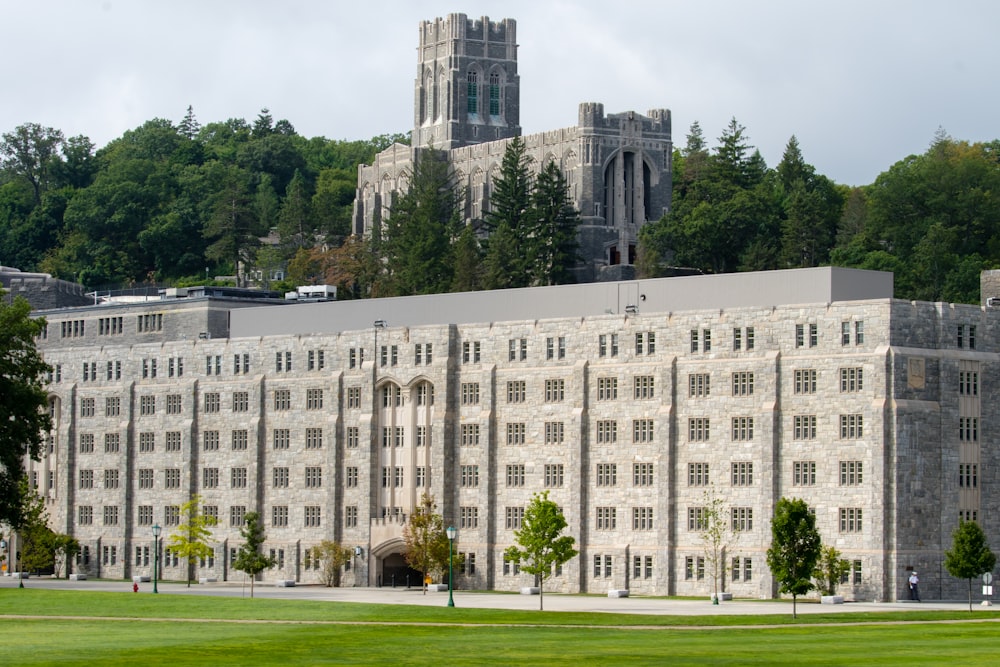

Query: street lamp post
[152,524,161,594]
[446,526,457,607]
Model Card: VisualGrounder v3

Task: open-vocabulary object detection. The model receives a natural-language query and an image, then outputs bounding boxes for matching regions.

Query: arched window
[467,70,479,115]
[489,72,501,116]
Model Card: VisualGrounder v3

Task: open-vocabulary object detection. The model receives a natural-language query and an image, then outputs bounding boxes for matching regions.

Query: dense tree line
[4,109,999,304]
[0,110,405,288]
[640,120,1000,304]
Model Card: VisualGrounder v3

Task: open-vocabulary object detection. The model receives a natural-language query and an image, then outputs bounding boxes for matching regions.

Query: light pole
[152,524,161,594]
[446,526,457,607]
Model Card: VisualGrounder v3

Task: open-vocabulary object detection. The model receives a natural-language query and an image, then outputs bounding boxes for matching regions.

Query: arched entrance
[381,553,423,589]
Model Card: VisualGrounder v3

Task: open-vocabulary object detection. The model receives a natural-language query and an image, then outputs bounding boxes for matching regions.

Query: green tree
[204,164,259,286]
[699,488,730,602]
[450,224,483,292]
[403,493,451,593]
[167,495,218,587]
[813,545,851,597]
[277,169,313,249]
[944,520,997,611]
[13,481,52,586]
[483,137,533,289]
[231,511,275,598]
[0,297,51,526]
[503,490,578,610]
[381,149,462,296]
[766,497,821,618]
[527,160,580,285]
[1,123,65,205]
[310,540,352,587]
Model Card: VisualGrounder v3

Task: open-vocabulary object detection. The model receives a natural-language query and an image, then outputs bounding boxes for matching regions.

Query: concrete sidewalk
[3,575,989,616]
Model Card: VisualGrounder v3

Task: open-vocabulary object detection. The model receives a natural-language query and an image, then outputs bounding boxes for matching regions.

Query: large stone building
[19,267,998,601]
[353,13,673,282]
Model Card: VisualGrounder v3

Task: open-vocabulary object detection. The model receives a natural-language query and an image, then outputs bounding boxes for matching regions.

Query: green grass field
[3,590,999,665]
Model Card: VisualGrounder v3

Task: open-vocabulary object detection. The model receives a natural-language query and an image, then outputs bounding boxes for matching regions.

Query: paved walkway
[3,575,991,616]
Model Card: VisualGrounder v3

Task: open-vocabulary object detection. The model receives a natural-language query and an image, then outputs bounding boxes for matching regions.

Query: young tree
[311,540,353,587]
[167,495,218,587]
[766,497,822,618]
[699,488,730,602]
[945,520,997,611]
[813,545,851,597]
[231,511,275,598]
[13,481,52,586]
[0,296,51,527]
[503,490,578,610]
[403,493,450,593]
[51,533,80,579]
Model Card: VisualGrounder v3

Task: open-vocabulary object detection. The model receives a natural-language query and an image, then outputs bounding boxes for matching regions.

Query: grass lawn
[2,590,999,665]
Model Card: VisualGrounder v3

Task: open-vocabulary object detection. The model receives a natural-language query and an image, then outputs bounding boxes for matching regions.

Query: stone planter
[275,579,296,587]
[607,589,630,598]
[427,583,449,592]
[520,587,540,595]
[821,595,844,604]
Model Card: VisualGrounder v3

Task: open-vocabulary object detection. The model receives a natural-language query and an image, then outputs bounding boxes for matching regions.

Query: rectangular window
[632,507,654,530]
[272,429,290,450]
[793,461,817,486]
[688,507,706,531]
[461,423,480,447]
[347,386,361,409]
[634,375,655,399]
[959,371,979,396]
[506,423,525,446]
[203,392,220,414]
[596,507,617,530]
[505,464,525,487]
[544,421,564,444]
[460,507,479,529]
[230,505,246,527]
[544,379,565,402]
[306,388,323,410]
[165,469,181,489]
[688,462,710,486]
[855,321,864,345]
[507,338,527,361]
[597,377,618,401]
[959,463,978,488]
[688,373,710,397]
[794,415,817,440]
[731,507,753,532]
[230,468,247,488]
[137,505,153,527]
[203,430,219,451]
[596,463,617,486]
[137,433,156,454]
[842,321,851,346]
[731,417,754,441]
[635,331,656,355]
[506,380,526,403]
[79,469,94,489]
[732,372,754,396]
[139,395,156,415]
[271,506,288,527]
[840,461,864,485]
[960,417,979,442]
[165,394,182,415]
[840,414,864,439]
[305,466,323,488]
[687,417,709,442]
[795,368,816,394]
[342,506,358,528]
[80,433,95,453]
[633,419,655,443]
[346,426,359,449]
[305,428,323,450]
[544,464,564,487]
[461,382,480,405]
[165,431,181,451]
[272,467,289,488]
[462,341,481,363]
[460,465,479,488]
[505,506,524,530]
[78,506,93,525]
[304,506,322,527]
[840,368,864,393]
[103,506,120,526]
[80,397,95,417]
[273,389,291,410]
[104,433,121,453]
[731,461,753,486]
[795,324,804,348]
[105,397,120,417]
[839,508,863,533]
[596,419,617,444]
[633,462,654,486]
[202,467,219,489]
[232,391,249,412]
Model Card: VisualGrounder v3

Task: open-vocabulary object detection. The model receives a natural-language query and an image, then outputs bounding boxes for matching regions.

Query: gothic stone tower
[413,14,521,150]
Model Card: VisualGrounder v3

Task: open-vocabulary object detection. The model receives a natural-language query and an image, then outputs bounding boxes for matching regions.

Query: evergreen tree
[527,160,579,285]
[451,224,483,292]
[945,520,997,611]
[483,137,532,289]
[204,165,259,286]
[381,148,462,295]
[178,105,201,141]
[232,511,275,598]
[278,169,313,249]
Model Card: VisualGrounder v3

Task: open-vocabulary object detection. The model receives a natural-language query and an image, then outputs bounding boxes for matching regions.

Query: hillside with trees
[3,110,998,304]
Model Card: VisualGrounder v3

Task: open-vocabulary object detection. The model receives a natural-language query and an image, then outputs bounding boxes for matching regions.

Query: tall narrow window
[467,71,478,114]
[489,72,500,115]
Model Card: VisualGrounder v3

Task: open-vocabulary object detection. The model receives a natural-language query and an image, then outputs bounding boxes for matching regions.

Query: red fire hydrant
[133,582,139,593]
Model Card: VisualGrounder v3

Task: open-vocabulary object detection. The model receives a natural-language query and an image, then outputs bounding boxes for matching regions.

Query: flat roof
[230,267,894,337]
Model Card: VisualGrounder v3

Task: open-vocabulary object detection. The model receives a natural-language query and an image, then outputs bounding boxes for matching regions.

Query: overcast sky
[3,1,996,186]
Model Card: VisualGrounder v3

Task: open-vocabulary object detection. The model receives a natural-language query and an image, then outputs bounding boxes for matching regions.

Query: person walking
[908,572,920,601]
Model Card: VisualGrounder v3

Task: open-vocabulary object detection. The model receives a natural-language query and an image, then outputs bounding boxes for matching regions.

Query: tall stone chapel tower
[412,14,521,150]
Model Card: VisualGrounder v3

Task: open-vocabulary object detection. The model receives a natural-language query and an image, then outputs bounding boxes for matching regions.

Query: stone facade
[353,13,673,283]
[24,268,998,601]
[1,266,91,310]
